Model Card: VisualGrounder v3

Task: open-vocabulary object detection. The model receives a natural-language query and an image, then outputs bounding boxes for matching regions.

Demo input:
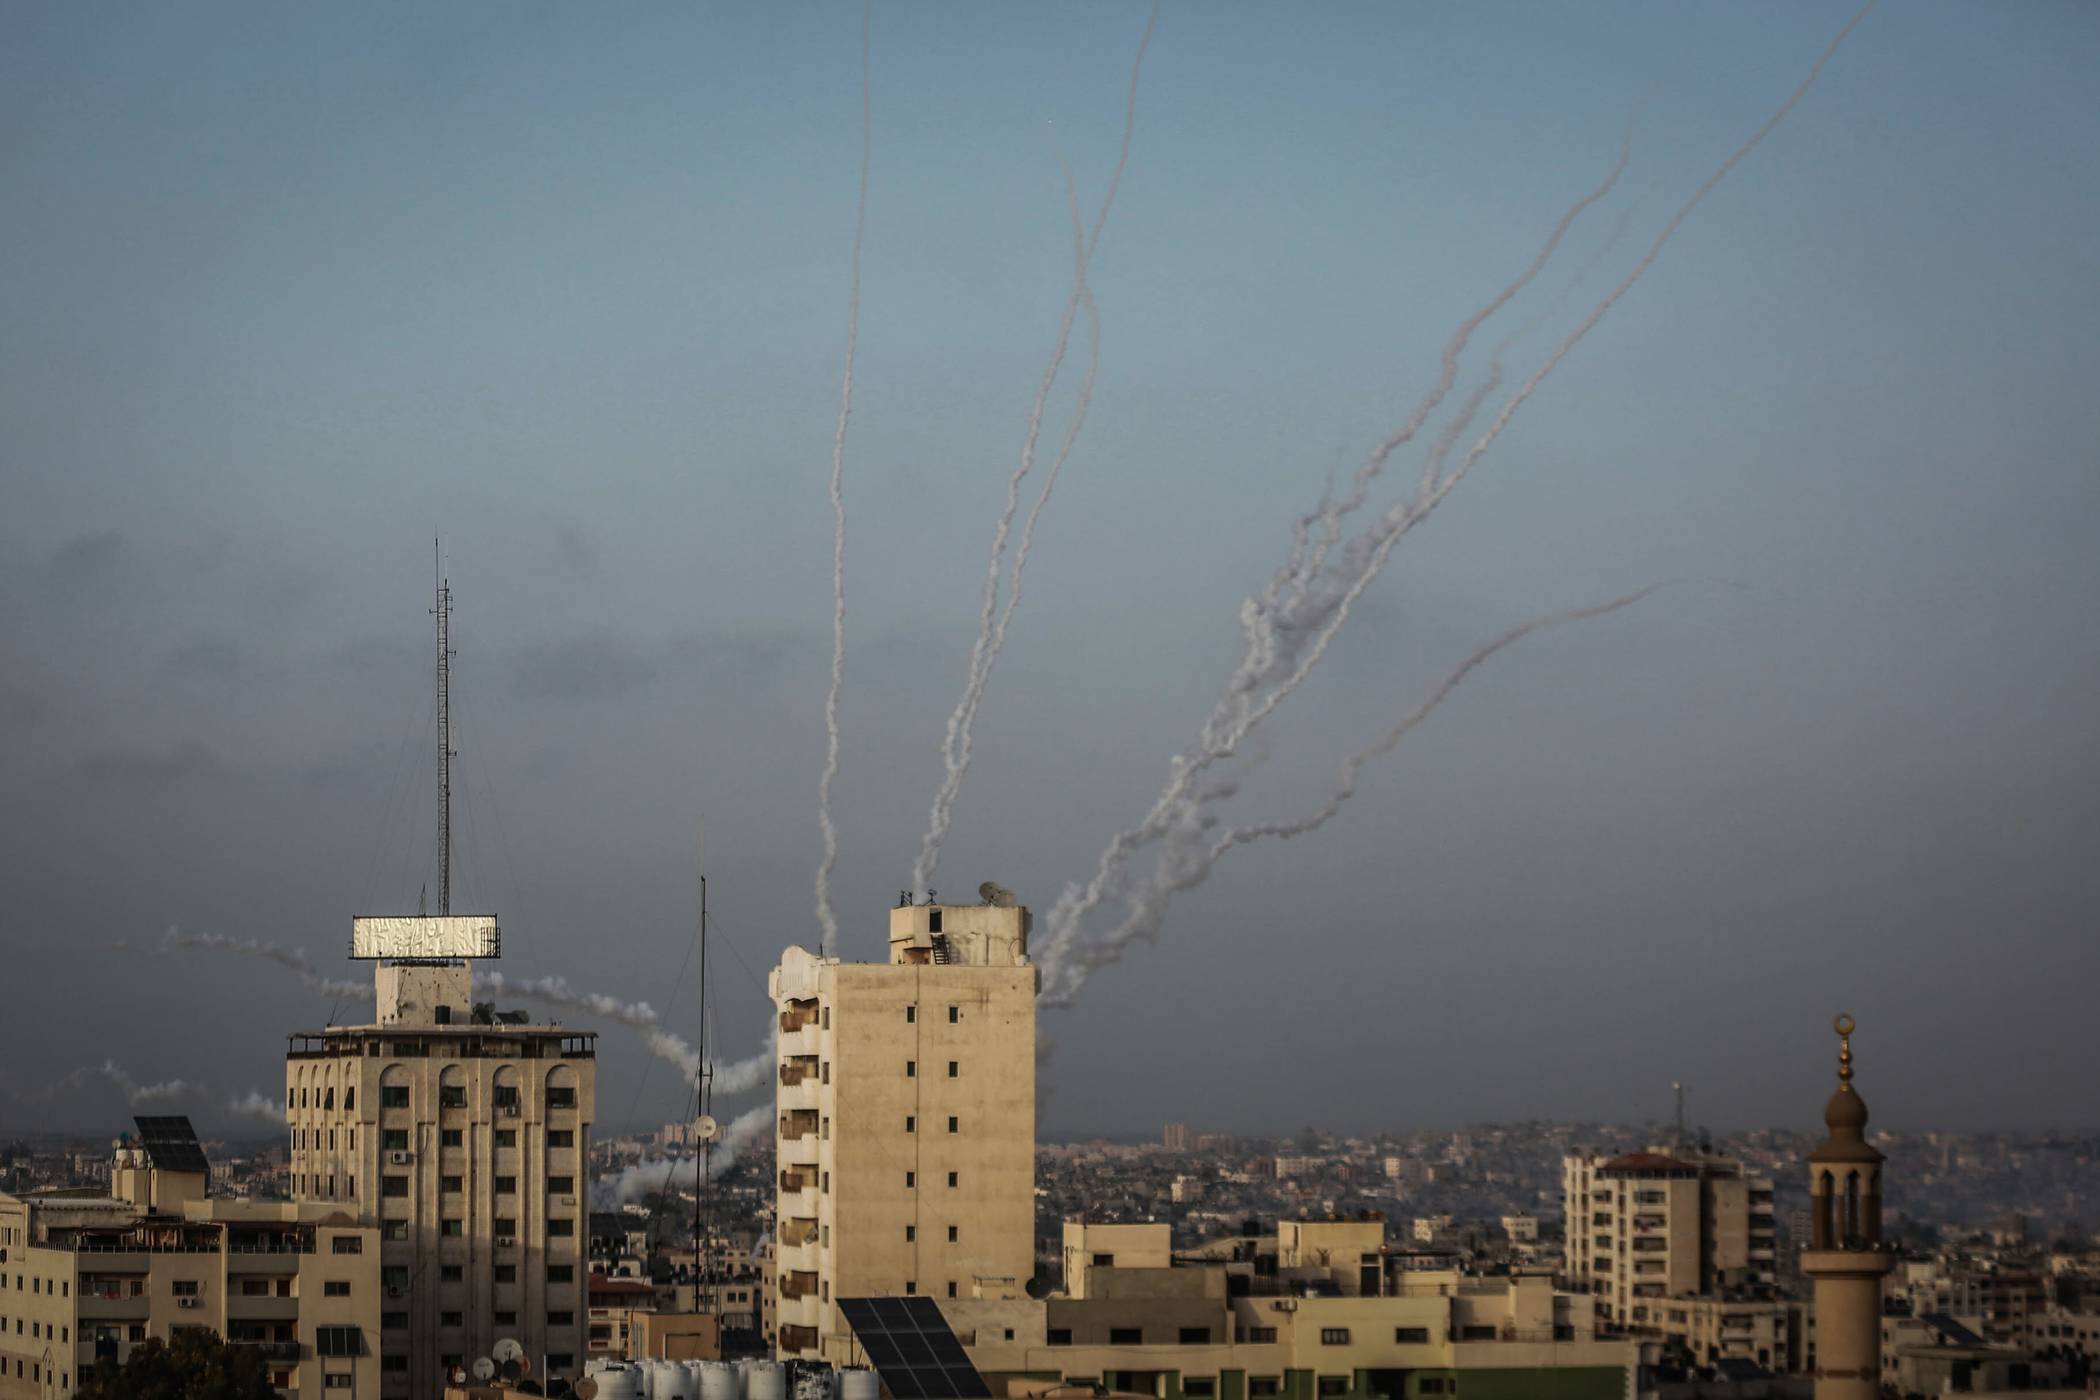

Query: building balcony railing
[780,1272,819,1301]
[780,1169,814,1193]
[780,1218,819,1248]
[779,1002,820,1034]
[779,1110,819,1141]
[232,1341,304,1363]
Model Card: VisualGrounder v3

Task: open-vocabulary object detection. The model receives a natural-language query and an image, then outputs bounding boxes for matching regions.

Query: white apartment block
[1560,1150,1776,1332]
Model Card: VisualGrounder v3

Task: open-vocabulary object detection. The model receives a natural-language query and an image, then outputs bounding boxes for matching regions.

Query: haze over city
[4,0,2097,1142]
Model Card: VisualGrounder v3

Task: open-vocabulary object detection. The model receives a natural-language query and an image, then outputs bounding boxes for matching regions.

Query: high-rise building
[1802,1014,1893,1400]
[1560,1146,1776,1330]
[287,916,596,1398]
[0,1119,381,1400]
[769,895,1037,1361]
[1162,1123,1189,1152]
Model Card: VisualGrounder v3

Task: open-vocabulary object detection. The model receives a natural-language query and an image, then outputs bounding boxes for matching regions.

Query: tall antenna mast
[433,540,455,916]
[695,871,715,1318]
[1672,1080,1687,1153]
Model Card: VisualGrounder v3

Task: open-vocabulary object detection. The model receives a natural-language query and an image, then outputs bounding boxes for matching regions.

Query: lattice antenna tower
[433,540,456,916]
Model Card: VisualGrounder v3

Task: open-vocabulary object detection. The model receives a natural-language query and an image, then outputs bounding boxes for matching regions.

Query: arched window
[1843,1170,1862,1247]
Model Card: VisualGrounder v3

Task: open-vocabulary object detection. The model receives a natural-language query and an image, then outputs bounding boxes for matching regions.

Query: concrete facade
[1560,1147,1776,1332]
[0,1145,380,1400]
[288,932,596,1399]
[769,898,1038,1360]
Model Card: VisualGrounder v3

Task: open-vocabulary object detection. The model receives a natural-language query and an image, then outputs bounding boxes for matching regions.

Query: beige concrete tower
[1800,1014,1894,1400]
[288,917,596,1400]
[769,893,1038,1361]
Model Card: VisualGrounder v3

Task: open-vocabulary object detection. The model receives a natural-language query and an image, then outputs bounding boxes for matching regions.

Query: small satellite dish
[1024,1275,1050,1300]
[451,1367,469,1386]
[979,881,1015,907]
[494,1340,527,1364]
[474,1359,497,1383]
[695,1114,720,1144]
[574,1381,599,1400]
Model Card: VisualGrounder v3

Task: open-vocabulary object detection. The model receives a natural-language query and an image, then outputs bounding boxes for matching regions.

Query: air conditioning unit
[496,1236,517,1248]
[500,1104,522,1117]
[388,1151,413,1165]
[178,1298,200,1310]
[559,1195,577,1207]
[1271,1299,1298,1312]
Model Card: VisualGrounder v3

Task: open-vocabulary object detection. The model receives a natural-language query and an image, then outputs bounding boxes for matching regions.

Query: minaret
[1802,1013,1895,1400]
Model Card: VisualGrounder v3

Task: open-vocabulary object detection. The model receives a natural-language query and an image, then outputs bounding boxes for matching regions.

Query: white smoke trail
[1038,5,1874,1002]
[815,3,875,957]
[478,973,775,1097]
[910,4,1158,897]
[226,1090,287,1123]
[145,927,373,1001]
[34,1060,203,1107]
[589,1104,771,1209]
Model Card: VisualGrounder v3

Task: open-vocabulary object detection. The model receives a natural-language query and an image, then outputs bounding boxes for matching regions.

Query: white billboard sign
[351,915,499,961]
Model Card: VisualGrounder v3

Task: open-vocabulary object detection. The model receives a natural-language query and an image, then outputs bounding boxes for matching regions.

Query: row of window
[902,1171,960,1188]
[903,1061,960,1077]
[7,1358,68,1391]
[1,1317,71,1342]
[380,1263,577,1287]
[901,1225,963,1243]
[901,1005,964,1024]
[902,1116,962,1134]
[0,1274,68,1296]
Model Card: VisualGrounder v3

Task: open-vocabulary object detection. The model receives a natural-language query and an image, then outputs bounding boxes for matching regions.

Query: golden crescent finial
[1833,1012,1855,1085]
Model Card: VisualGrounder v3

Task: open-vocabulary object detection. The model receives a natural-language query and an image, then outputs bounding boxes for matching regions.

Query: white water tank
[594,1368,644,1400]
[682,1361,708,1400]
[745,1361,787,1400]
[699,1363,738,1400]
[654,1359,687,1400]
[839,1370,879,1400]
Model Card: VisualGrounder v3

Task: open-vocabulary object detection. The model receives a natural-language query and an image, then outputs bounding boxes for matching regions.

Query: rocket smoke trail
[815,3,874,957]
[589,1104,771,1208]
[911,4,1158,897]
[477,972,774,1095]
[146,927,374,1001]
[1038,4,1874,1004]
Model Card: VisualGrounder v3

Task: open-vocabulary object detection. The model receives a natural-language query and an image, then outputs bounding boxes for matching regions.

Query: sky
[2,2,2096,1140]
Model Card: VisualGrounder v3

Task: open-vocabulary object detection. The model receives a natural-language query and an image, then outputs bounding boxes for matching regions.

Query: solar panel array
[133,1116,210,1174]
[837,1297,990,1400]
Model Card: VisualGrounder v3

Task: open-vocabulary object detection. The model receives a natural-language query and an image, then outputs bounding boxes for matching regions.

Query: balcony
[779,1001,820,1034]
[780,1272,819,1302]
[779,1110,819,1142]
[780,1168,814,1193]
[780,1218,819,1248]
[779,1057,820,1088]
[780,1326,819,1354]
[233,1341,304,1363]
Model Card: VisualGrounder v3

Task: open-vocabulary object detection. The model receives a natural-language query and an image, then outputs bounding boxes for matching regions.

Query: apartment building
[287,916,596,1399]
[1560,1148,1776,1331]
[769,896,1038,1361]
[0,1120,380,1400]
[941,1245,1636,1400]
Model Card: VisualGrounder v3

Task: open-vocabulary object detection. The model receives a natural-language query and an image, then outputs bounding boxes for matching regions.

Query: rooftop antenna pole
[695,869,715,1318]
[1672,1080,1686,1153]
[433,540,454,916]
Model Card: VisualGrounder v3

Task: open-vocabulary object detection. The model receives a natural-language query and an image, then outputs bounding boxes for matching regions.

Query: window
[440,1219,463,1237]
[947,1226,958,1243]
[927,910,942,932]
[332,1236,362,1255]
[315,1327,365,1357]
[905,1116,916,1134]
[440,1266,463,1283]
[381,1087,409,1108]
[1417,1384,1451,1397]
[905,1172,916,1188]
[548,1087,576,1108]
[1319,1328,1350,1345]
[344,1088,354,1110]
[906,1061,916,1078]
[441,1175,463,1193]
[172,1281,199,1298]
[495,1265,517,1284]
[549,1175,574,1193]
[947,1061,958,1078]
[947,1172,958,1188]
[905,1005,916,1023]
[1316,1380,1349,1398]
[495,1311,517,1327]
[1239,1327,1277,1344]
[1459,1325,1496,1341]
[440,1311,463,1328]
[549,1311,574,1327]
[324,1374,355,1389]
[1394,1327,1430,1344]
[948,1005,959,1023]
[495,1176,517,1195]
[1109,1328,1142,1346]
[1047,1329,1072,1347]
[381,1129,407,1151]
[382,1267,409,1292]
[905,1226,916,1242]
[947,1116,959,1134]
[382,1313,407,1332]
[548,1266,574,1284]
[383,1221,408,1242]
[324,1282,351,1297]
[904,1281,916,1295]
[549,1356,575,1372]
[494,1218,517,1236]
[946,1282,957,1298]
[494,1130,517,1149]
[549,1219,574,1238]
[242,1279,272,1297]
[441,1129,463,1147]
[821,1006,830,1029]
[439,1086,466,1108]
[1185,1381,1216,1399]
[1180,1327,1212,1345]
[548,1130,574,1148]
[382,1176,408,1198]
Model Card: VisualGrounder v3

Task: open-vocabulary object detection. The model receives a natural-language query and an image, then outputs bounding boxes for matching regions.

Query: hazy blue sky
[3,2,2095,1139]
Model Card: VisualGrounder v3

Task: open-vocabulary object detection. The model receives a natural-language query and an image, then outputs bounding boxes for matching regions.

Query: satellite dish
[1024,1275,1050,1300]
[694,1115,720,1144]
[978,881,1014,907]
[474,1359,498,1383]
[574,1381,599,1400]
[494,1340,527,1364]
[451,1368,469,1386]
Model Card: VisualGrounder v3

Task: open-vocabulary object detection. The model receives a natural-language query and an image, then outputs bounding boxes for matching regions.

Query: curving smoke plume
[1037,4,1876,1004]
[143,927,373,1001]
[910,4,1159,899]
[226,1090,287,1123]
[589,1104,771,1209]
[476,973,774,1096]
[815,3,877,957]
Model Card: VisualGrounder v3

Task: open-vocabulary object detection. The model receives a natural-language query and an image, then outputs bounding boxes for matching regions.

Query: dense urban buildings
[769,894,1038,1362]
